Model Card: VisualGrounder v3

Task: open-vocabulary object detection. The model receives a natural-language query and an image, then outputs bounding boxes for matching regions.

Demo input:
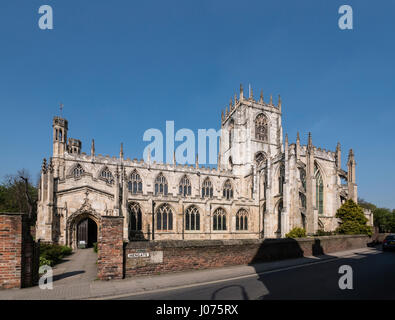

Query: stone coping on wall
[0,212,27,216]
[125,234,370,249]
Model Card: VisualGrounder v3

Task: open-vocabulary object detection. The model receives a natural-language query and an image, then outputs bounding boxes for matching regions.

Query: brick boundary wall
[0,212,38,289]
[124,235,370,277]
[97,216,124,280]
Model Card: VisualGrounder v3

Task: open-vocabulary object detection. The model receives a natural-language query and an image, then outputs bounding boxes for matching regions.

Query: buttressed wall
[36,85,367,248]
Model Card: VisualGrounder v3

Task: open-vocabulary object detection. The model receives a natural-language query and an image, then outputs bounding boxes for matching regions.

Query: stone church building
[36,85,360,249]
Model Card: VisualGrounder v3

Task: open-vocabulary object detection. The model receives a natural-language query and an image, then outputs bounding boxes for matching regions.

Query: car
[382,234,395,252]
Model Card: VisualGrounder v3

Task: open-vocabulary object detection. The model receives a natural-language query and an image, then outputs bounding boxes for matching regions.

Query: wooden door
[77,219,88,247]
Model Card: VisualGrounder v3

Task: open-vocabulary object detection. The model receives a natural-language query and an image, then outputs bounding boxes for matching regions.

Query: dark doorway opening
[77,218,97,248]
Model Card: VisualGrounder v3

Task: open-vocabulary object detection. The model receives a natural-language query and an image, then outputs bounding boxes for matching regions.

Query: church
[36,85,360,249]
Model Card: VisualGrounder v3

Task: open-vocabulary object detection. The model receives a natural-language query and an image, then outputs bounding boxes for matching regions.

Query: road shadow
[211,285,249,300]
[53,270,85,282]
[246,237,338,299]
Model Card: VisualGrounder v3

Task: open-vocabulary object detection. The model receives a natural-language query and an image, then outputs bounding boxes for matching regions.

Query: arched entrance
[67,211,100,250]
[77,218,98,248]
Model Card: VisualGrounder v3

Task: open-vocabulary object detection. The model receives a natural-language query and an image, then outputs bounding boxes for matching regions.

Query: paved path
[0,246,384,300]
[51,248,98,285]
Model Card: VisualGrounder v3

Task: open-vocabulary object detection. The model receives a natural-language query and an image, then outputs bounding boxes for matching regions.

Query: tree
[372,207,395,233]
[0,169,38,224]
[358,198,377,212]
[336,199,372,236]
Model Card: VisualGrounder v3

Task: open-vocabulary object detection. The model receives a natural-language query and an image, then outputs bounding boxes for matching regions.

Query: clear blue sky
[0,0,394,209]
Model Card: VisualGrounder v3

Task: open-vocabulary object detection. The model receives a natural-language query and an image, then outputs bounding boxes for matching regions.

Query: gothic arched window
[299,167,306,191]
[213,208,226,231]
[73,164,84,178]
[255,152,266,167]
[179,175,191,196]
[277,200,283,236]
[202,178,213,198]
[255,113,268,141]
[185,206,200,231]
[100,167,114,184]
[278,164,285,194]
[156,203,173,231]
[128,202,142,237]
[314,164,324,214]
[236,209,248,231]
[128,170,143,194]
[223,179,233,200]
[228,119,234,147]
[155,173,168,196]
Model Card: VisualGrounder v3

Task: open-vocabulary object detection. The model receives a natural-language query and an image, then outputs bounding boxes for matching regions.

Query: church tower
[219,84,283,176]
[53,116,68,158]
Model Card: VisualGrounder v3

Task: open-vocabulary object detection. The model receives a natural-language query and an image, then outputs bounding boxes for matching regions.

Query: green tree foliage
[373,208,395,233]
[0,169,38,223]
[359,198,395,233]
[285,227,306,238]
[336,199,372,236]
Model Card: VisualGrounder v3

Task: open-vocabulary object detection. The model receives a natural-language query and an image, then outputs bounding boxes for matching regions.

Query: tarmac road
[117,248,395,300]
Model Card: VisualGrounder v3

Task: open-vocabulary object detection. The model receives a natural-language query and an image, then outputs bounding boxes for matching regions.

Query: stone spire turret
[119,143,124,159]
[278,95,282,112]
[259,90,264,103]
[91,139,95,157]
[240,84,244,101]
[336,142,341,168]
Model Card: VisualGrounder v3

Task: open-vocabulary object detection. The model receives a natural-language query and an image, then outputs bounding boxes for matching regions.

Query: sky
[0,0,394,209]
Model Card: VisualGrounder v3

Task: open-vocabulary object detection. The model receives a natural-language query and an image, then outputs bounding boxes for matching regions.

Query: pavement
[0,246,388,300]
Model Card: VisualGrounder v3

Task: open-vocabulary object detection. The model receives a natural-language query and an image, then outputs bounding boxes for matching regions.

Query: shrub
[39,243,73,266]
[336,199,373,236]
[286,227,306,238]
[93,242,98,253]
[315,230,336,236]
[39,256,52,267]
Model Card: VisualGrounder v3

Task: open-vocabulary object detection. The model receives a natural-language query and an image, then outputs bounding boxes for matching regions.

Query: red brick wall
[97,216,124,280]
[125,235,370,277]
[0,213,37,289]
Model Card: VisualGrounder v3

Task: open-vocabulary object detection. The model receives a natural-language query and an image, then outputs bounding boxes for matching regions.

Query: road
[116,248,395,300]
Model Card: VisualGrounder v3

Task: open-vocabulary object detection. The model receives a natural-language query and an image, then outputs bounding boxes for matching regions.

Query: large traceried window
[236,209,248,231]
[278,164,285,194]
[213,208,226,231]
[156,203,173,231]
[223,179,233,200]
[128,202,142,237]
[128,170,143,194]
[202,177,213,198]
[299,167,306,191]
[185,206,200,231]
[179,175,191,196]
[155,173,168,196]
[100,167,114,184]
[228,119,234,147]
[255,113,268,141]
[73,164,84,178]
[255,152,267,167]
[314,164,324,214]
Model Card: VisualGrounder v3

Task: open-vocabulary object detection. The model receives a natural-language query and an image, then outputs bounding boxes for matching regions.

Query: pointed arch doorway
[77,217,97,248]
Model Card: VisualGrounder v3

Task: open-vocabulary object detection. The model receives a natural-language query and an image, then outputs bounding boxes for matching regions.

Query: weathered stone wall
[0,213,38,289]
[124,235,370,277]
[97,216,124,280]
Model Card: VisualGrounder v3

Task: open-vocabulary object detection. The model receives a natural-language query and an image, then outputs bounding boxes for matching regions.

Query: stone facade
[36,85,367,248]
